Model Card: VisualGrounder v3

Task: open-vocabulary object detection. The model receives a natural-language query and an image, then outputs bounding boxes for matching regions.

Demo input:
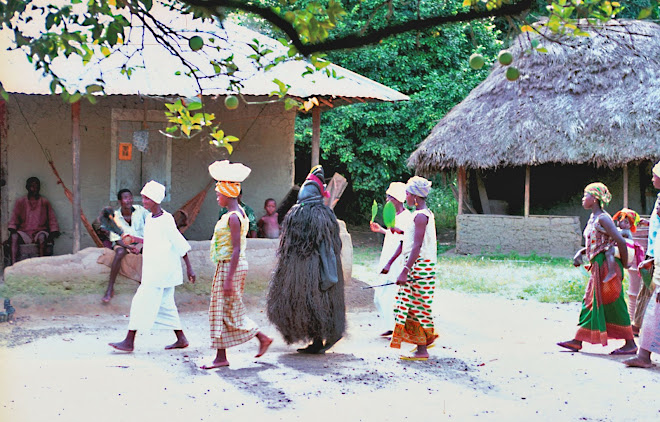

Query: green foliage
[425,177,458,230]
[296,1,502,222]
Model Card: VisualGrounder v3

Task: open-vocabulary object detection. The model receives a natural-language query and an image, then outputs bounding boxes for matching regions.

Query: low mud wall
[1,222,353,313]
[456,214,582,258]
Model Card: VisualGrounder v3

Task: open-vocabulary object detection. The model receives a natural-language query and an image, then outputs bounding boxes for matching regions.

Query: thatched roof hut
[409,19,660,174]
[407,20,660,257]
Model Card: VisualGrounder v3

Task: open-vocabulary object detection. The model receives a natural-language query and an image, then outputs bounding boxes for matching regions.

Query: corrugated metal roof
[1,12,408,102]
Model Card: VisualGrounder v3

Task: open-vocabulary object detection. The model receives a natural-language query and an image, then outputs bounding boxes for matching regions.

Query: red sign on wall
[118,143,133,160]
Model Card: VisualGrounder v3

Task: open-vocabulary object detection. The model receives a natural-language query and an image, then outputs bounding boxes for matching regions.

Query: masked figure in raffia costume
[267,165,346,354]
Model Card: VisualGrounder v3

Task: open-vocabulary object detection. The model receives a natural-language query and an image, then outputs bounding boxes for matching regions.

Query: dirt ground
[1,231,659,421]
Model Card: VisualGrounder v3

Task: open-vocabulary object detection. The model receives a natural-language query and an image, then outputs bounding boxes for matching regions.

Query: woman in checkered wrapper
[200,161,273,370]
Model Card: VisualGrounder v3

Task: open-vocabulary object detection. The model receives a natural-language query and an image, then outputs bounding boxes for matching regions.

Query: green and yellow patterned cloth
[210,210,248,263]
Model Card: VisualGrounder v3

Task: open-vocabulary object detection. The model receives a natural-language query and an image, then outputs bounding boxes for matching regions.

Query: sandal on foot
[557,341,582,352]
[400,355,428,361]
[610,347,637,356]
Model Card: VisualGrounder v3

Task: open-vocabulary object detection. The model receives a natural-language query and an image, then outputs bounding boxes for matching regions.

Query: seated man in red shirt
[8,177,60,264]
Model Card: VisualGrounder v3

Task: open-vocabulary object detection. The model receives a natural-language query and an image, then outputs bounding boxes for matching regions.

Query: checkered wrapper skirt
[209,259,259,349]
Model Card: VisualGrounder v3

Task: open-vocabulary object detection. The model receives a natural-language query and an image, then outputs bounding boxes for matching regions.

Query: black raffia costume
[266,165,346,353]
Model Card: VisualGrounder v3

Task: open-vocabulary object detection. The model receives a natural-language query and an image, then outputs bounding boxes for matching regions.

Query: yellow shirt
[210,209,248,263]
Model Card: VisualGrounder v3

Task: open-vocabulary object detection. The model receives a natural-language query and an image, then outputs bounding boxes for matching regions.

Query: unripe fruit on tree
[506,66,520,81]
[469,53,485,70]
[224,95,239,110]
[498,51,513,66]
[189,36,204,51]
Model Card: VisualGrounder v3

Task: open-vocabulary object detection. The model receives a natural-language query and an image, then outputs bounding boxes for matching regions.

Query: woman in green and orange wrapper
[382,176,437,361]
[557,182,637,355]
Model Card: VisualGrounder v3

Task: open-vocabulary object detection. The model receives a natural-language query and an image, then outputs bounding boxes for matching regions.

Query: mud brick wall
[456,214,582,258]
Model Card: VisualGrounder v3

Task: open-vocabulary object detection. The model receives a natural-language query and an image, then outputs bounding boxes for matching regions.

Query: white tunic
[141,211,191,287]
[108,205,150,242]
[402,208,437,261]
[375,209,413,331]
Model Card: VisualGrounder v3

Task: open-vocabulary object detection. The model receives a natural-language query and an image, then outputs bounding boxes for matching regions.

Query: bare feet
[557,340,582,352]
[109,341,134,352]
[200,360,230,370]
[165,339,189,350]
[255,335,273,358]
[380,330,393,337]
[623,357,654,368]
[102,291,113,303]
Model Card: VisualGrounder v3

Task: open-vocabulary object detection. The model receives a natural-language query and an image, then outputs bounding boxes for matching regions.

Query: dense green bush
[425,176,458,230]
[294,0,503,224]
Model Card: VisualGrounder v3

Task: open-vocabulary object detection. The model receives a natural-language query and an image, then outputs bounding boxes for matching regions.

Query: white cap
[386,182,407,203]
[208,160,252,182]
[140,180,166,204]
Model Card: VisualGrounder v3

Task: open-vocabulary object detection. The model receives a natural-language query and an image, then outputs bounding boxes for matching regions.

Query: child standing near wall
[257,198,280,239]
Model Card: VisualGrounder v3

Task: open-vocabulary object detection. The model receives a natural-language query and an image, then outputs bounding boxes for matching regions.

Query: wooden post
[72,101,81,253]
[476,171,491,214]
[311,107,321,167]
[524,165,530,218]
[623,163,629,209]
[0,100,7,271]
[457,166,466,215]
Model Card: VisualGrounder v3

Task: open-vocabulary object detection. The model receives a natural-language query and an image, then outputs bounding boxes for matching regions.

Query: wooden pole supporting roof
[71,101,81,253]
[524,166,530,218]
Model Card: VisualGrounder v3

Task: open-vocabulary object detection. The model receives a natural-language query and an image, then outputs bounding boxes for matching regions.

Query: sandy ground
[1,251,659,421]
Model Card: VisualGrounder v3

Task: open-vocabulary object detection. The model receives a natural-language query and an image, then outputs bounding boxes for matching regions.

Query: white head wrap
[386,182,407,203]
[208,160,251,182]
[406,176,432,198]
[140,180,166,204]
[653,160,660,178]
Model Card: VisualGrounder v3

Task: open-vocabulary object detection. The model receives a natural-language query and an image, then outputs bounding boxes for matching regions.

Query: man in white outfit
[109,181,196,352]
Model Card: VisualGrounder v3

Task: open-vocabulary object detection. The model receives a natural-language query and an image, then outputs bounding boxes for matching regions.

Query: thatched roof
[408,19,660,174]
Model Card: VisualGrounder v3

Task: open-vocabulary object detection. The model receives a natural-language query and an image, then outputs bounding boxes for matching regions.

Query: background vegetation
[293,0,658,227]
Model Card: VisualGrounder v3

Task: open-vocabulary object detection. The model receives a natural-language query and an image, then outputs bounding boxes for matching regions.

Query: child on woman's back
[257,198,280,239]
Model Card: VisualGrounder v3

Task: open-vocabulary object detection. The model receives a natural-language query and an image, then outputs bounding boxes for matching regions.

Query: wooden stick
[311,107,321,167]
[524,165,530,218]
[623,163,629,209]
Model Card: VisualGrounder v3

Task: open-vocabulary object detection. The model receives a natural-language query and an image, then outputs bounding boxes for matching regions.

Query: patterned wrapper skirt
[209,259,258,349]
[640,291,660,354]
[575,252,634,345]
[390,257,438,348]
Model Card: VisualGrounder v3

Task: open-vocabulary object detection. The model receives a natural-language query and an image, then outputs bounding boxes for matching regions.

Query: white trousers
[128,285,182,331]
[374,281,398,332]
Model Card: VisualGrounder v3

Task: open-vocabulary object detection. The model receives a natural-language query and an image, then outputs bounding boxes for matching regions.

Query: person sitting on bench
[8,177,59,265]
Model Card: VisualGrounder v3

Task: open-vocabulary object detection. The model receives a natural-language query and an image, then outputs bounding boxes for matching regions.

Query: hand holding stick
[361,282,396,290]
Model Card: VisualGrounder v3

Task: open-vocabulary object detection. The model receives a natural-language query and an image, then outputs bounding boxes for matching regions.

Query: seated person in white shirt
[102,189,150,303]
